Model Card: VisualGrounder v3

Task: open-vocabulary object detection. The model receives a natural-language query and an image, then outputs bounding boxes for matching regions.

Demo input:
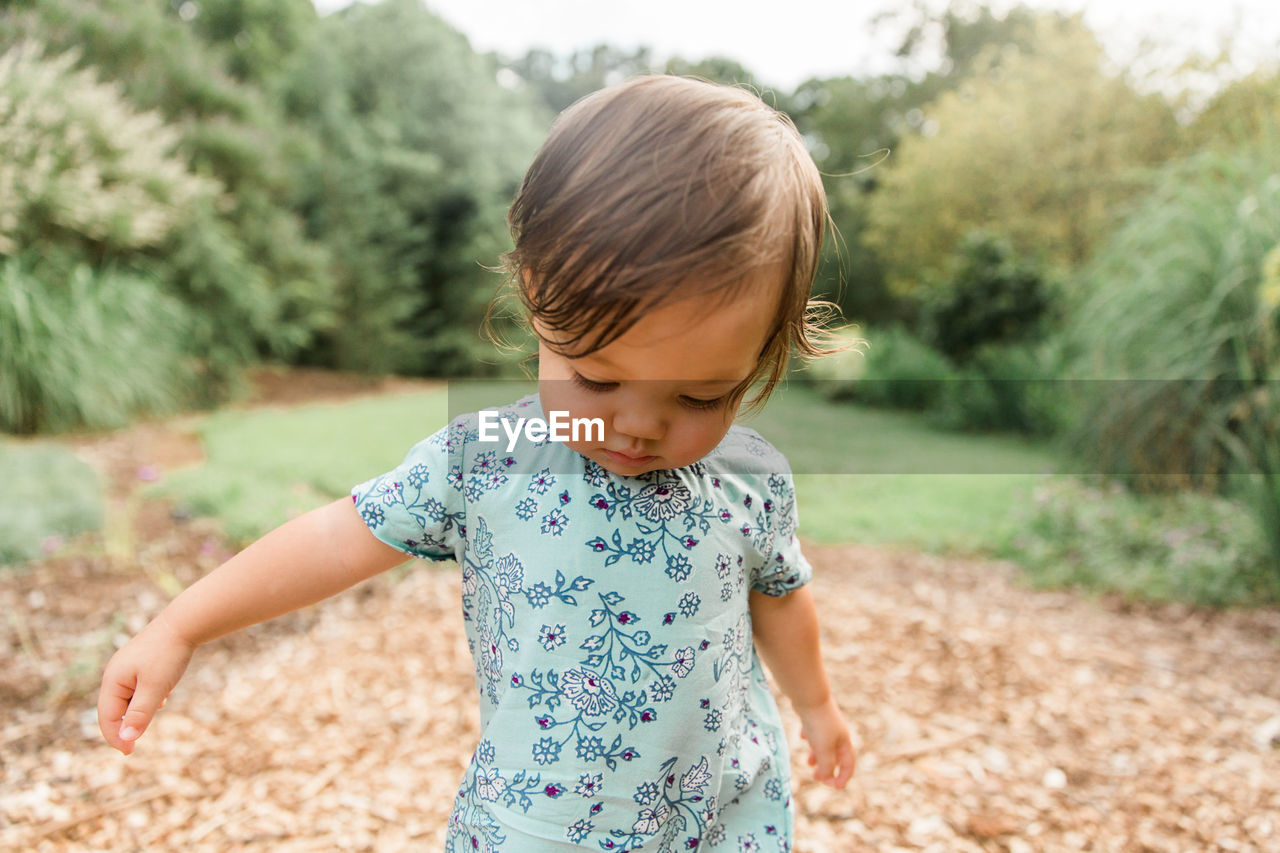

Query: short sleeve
[350,420,467,563]
[750,469,813,597]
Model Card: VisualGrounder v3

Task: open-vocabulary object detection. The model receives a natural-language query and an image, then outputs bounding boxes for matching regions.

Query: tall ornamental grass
[0,259,193,433]
[1063,137,1280,575]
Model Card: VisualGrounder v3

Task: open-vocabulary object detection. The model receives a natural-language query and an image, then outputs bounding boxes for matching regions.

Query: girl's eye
[679,395,728,412]
[570,371,617,393]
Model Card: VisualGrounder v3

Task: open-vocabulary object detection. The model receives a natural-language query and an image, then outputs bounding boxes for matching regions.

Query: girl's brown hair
[501,75,841,410]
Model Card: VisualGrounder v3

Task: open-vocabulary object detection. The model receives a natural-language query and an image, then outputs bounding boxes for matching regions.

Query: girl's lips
[603,449,657,466]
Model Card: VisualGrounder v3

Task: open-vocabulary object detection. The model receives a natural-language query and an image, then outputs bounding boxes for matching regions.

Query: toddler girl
[99,75,855,852]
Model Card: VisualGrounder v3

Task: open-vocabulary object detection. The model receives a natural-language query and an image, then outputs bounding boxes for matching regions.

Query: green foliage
[0,39,220,257]
[282,0,543,374]
[879,2,1049,84]
[1,0,337,388]
[0,439,103,566]
[0,258,194,433]
[789,75,901,323]
[662,55,765,91]
[792,4,1091,325]
[505,44,655,114]
[1187,69,1280,150]
[808,326,1063,435]
[178,0,318,88]
[931,342,1065,436]
[807,325,955,411]
[866,13,1178,291]
[920,231,1056,364]
[1005,477,1279,607]
[1062,138,1280,575]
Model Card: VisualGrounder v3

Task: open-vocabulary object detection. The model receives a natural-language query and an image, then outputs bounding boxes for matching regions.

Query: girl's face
[536,288,775,476]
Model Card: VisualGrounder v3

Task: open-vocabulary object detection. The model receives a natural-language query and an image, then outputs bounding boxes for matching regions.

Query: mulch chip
[4,545,1278,851]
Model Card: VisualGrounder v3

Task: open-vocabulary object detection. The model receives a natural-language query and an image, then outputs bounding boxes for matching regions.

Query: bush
[808,326,955,411]
[920,231,1057,364]
[1,3,338,378]
[931,341,1066,435]
[0,258,194,433]
[0,39,220,257]
[1005,477,1279,607]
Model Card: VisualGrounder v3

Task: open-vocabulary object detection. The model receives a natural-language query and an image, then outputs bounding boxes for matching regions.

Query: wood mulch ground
[2,369,1279,852]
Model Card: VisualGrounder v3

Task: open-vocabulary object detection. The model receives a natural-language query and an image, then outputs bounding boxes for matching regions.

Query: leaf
[473,516,493,558]
[602,591,624,606]
[680,756,711,794]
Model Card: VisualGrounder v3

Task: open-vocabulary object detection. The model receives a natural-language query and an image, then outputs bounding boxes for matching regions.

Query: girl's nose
[611,404,665,442]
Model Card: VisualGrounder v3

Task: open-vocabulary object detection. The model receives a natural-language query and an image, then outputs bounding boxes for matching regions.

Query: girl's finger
[833,740,857,788]
[97,674,136,753]
[116,680,170,751]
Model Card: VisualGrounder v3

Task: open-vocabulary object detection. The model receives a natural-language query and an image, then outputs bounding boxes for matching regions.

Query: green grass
[162,380,1057,555]
[159,389,451,543]
[740,383,1057,552]
[0,439,104,566]
[791,473,1046,554]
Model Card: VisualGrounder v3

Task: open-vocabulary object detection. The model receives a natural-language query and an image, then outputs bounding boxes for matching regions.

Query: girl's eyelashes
[679,394,729,412]
[569,370,730,411]
[570,371,617,393]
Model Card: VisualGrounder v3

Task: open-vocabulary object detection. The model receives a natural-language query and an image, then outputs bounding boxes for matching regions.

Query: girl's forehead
[565,292,773,383]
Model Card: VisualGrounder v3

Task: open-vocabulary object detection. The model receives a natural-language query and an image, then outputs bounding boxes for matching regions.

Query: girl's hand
[796,697,856,789]
[97,614,195,755]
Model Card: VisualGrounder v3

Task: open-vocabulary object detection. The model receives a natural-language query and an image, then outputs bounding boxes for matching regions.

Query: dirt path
[2,372,1278,852]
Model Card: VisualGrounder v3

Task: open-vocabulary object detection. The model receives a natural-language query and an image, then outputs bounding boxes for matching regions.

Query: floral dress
[352,394,812,852]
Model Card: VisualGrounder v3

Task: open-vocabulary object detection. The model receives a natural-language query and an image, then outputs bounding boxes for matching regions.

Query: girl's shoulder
[700,424,795,482]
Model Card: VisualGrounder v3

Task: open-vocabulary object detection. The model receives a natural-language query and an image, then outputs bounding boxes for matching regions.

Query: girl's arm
[98,497,408,754]
[749,586,856,788]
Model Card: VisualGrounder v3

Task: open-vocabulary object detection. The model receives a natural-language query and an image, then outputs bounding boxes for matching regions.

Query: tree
[505,44,655,115]
[1,0,339,374]
[281,0,544,374]
[789,3,1068,324]
[174,0,317,88]
[1186,69,1280,150]
[865,13,1178,293]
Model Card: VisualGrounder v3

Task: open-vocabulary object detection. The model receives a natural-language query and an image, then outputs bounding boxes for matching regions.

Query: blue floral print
[352,395,809,852]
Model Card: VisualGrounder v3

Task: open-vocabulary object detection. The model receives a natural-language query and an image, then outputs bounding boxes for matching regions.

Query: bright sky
[312,0,1278,93]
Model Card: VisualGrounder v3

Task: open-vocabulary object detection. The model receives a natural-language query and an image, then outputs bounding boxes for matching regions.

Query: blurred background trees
[1,0,1278,584]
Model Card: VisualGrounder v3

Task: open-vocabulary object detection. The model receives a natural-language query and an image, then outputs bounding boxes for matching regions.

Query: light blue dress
[352,394,812,852]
